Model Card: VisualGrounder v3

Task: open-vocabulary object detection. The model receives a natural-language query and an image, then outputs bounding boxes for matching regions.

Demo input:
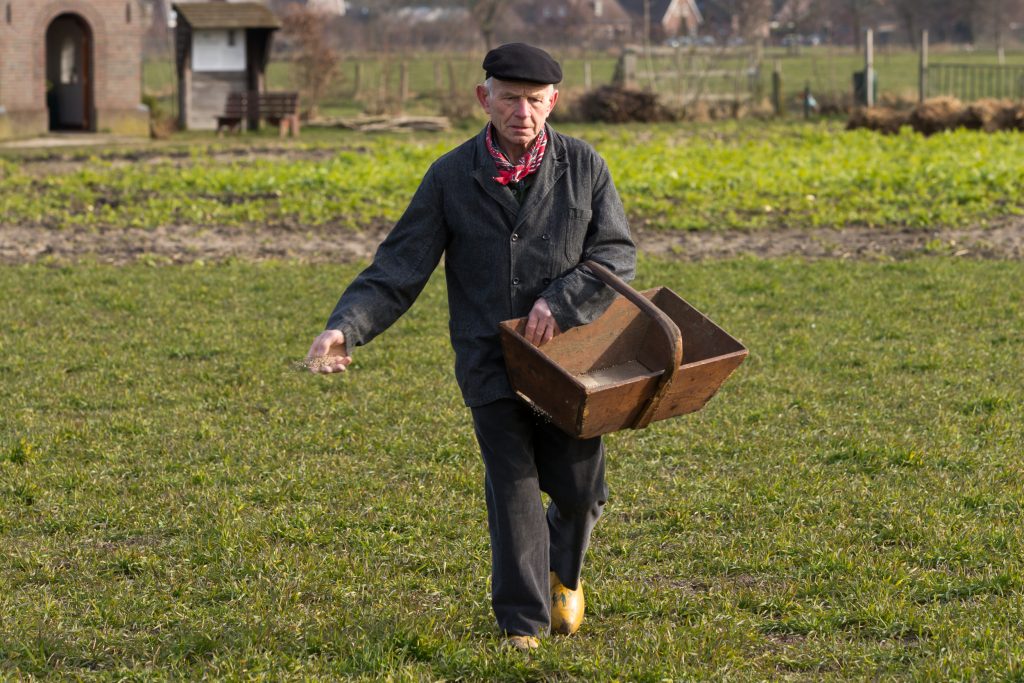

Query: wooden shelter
[173,2,280,131]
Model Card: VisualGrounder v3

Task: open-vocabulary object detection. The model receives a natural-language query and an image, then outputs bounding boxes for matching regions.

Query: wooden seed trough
[499,260,748,439]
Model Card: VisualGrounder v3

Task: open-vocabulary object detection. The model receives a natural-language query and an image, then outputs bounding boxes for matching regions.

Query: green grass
[2,256,1023,679]
[144,46,1024,119]
[3,121,1024,231]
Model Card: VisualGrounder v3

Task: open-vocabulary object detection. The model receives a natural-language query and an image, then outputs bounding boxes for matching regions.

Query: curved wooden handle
[584,260,682,429]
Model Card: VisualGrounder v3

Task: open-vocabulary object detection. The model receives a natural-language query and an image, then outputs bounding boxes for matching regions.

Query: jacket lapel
[513,129,567,233]
[472,129,520,219]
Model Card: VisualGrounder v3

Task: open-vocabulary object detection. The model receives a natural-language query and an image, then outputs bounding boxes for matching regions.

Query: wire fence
[143,45,1024,122]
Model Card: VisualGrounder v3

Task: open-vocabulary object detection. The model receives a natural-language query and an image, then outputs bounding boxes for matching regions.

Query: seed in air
[293,356,346,371]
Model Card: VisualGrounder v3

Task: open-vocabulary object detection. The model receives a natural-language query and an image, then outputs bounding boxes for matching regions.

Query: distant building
[391,5,469,23]
[172,1,279,130]
[0,0,150,140]
[307,0,346,15]
[619,0,702,39]
[579,0,633,41]
[509,0,630,45]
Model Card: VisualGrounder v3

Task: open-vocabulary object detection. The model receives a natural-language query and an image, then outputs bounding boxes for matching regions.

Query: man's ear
[475,85,491,113]
[549,89,559,113]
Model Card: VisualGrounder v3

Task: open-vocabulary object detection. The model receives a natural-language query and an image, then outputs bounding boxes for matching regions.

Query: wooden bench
[215,91,250,135]
[215,91,300,137]
[256,91,300,137]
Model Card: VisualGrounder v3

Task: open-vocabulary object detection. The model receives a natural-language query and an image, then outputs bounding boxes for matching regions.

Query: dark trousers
[470,398,607,636]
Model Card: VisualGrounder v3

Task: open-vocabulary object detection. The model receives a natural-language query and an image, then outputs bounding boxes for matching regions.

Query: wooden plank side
[499,321,586,434]
[653,351,748,421]
[651,289,745,363]
[578,375,660,438]
[531,295,652,375]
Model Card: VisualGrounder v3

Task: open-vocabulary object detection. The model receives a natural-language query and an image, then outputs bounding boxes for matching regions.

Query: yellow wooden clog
[550,571,585,635]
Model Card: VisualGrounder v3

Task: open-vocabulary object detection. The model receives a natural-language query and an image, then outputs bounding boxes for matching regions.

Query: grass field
[4,122,1024,232]
[2,256,1023,679]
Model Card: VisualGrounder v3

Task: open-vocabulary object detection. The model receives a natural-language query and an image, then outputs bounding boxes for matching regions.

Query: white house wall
[192,29,246,72]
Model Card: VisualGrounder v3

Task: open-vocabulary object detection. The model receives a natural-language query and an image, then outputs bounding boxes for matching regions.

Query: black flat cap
[482,43,562,85]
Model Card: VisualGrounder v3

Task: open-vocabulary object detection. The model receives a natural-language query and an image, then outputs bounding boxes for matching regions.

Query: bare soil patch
[638,217,1024,261]
[2,218,1023,266]
[8,144,346,177]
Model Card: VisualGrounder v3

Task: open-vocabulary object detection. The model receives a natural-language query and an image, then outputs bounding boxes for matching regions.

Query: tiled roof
[173,2,281,29]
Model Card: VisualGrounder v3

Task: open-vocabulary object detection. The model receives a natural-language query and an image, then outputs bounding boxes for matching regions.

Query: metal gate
[926,63,1024,101]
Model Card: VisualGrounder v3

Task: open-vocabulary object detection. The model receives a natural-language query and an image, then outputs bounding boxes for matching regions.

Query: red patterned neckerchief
[485,123,548,186]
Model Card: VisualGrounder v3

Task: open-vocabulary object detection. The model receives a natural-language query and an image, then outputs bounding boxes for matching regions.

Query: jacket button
[512,277,520,285]
[541,234,550,240]
[511,233,519,241]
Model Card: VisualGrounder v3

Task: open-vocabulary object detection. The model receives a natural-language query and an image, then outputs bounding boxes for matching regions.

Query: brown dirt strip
[1,219,1023,266]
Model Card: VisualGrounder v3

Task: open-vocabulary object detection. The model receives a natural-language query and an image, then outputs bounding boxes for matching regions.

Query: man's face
[476,79,559,157]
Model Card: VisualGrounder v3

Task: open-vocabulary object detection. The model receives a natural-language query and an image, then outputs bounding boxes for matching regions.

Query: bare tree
[889,0,923,45]
[281,3,340,119]
[983,0,1024,50]
[467,0,508,50]
[825,0,881,49]
[881,0,1024,47]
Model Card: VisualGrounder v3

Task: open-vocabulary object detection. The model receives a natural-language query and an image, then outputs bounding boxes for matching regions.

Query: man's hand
[305,329,353,374]
[524,297,561,347]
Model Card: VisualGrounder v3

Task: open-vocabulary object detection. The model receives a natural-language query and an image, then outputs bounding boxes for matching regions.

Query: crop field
[2,121,1024,679]
[3,122,1024,232]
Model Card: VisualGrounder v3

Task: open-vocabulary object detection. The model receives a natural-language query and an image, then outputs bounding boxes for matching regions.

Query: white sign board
[192,29,246,72]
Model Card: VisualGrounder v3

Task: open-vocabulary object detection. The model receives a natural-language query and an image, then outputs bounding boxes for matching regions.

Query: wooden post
[771,60,782,116]
[433,62,443,97]
[584,61,592,90]
[919,29,928,103]
[399,62,409,113]
[621,50,637,89]
[672,45,681,96]
[642,0,650,58]
[447,61,457,101]
[865,28,874,107]
[380,61,390,112]
[803,81,811,119]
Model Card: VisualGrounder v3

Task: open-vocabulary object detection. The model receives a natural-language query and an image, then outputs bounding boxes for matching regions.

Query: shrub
[575,86,675,123]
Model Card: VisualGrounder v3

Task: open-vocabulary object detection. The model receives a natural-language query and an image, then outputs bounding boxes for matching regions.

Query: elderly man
[306,43,635,650]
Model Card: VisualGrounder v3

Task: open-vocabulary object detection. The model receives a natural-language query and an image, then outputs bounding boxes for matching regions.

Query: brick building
[0,0,149,140]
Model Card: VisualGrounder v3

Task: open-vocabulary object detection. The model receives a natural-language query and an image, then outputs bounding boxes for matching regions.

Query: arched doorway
[45,13,93,131]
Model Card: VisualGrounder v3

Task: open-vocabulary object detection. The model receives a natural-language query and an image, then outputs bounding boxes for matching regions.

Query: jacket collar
[472,124,568,225]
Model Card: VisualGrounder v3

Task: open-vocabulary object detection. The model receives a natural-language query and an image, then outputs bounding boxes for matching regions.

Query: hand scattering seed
[293,356,346,371]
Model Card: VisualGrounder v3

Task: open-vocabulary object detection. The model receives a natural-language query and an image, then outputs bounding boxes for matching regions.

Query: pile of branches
[848,97,1024,135]
[566,87,774,123]
[574,86,676,123]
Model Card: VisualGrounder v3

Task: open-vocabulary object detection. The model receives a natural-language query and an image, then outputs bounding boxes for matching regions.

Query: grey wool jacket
[326,125,636,407]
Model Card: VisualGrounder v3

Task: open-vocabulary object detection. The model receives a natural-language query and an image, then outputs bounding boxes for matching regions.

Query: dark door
[46,14,93,131]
